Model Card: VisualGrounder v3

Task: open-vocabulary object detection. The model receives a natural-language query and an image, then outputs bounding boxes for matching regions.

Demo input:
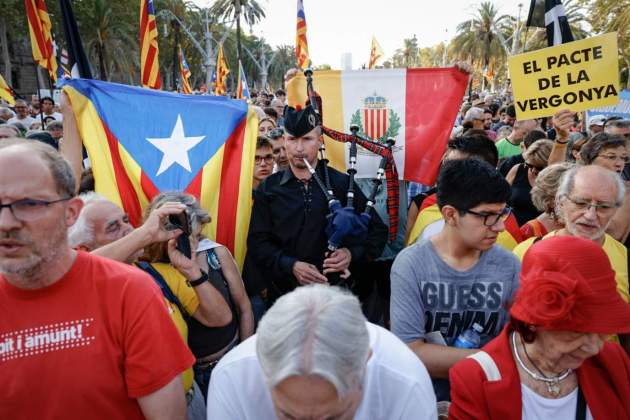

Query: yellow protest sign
[508,32,619,120]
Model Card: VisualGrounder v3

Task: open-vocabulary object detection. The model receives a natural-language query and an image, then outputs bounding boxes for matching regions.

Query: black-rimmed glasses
[0,197,72,221]
[462,206,512,226]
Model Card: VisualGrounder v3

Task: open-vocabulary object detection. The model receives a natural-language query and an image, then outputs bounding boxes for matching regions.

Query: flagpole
[33,64,45,128]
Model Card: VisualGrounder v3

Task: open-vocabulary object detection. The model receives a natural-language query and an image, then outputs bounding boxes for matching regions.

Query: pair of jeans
[250,294,268,326]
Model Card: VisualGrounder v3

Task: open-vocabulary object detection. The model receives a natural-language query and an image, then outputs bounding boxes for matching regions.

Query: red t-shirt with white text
[0,252,195,419]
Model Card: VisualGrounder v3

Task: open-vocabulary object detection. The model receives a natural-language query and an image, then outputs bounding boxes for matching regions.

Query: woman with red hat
[448,236,630,419]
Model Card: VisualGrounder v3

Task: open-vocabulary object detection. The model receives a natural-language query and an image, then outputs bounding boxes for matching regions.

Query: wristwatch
[186,271,209,288]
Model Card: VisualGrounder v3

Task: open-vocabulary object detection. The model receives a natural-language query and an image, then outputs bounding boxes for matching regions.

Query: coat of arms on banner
[350,94,401,150]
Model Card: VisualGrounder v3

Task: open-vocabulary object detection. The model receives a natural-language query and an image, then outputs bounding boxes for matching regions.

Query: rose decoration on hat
[518,267,580,325]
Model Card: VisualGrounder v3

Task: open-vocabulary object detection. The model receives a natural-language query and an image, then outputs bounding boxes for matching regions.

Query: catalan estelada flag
[140,0,161,89]
[295,0,310,69]
[236,60,250,100]
[25,0,58,82]
[406,193,523,250]
[178,45,193,94]
[0,73,15,106]
[288,68,468,185]
[63,79,257,266]
[214,46,229,95]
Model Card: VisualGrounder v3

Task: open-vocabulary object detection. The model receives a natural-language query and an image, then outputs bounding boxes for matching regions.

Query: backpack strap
[136,262,190,320]
[467,351,502,382]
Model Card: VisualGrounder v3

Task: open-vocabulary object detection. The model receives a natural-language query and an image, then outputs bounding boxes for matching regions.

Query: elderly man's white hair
[256,284,370,398]
[67,192,111,248]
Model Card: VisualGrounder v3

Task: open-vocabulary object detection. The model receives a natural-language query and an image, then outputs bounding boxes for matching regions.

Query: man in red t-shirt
[0,139,195,419]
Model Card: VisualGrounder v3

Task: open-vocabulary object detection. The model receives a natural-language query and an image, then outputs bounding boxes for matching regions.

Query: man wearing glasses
[391,158,521,402]
[253,137,274,190]
[513,164,630,355]
[7,100,35,129]
[0,139,195,418]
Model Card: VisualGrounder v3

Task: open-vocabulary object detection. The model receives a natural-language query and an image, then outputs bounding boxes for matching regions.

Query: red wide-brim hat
[511,236,630,334]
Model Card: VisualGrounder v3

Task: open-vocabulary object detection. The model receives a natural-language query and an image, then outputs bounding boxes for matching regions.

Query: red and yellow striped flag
[214,46,229,95]
[368,36,384,69]
[178,45,193,94]
[0,73,15,106]
[295,0,310,69]
[25,0,58,82]
[140,0,161,89]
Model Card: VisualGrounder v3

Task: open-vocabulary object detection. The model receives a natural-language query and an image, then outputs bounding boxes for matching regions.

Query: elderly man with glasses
[514,164,630,355]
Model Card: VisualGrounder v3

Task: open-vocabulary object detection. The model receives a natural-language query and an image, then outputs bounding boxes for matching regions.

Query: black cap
[283,105,319,137]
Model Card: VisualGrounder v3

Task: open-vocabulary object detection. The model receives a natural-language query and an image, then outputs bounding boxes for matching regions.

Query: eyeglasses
[462,206,512,226]
[524,162,545,173]
[254,155,274,165]
[0,197,72,221]
[598,154,630,163]
[564,195,619,215]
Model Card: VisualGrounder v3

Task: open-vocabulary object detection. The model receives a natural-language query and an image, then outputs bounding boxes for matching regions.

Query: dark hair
[446,135,499,167]
[256,136,272,150]
[437,158,510,210]
[488,103,500,117]
[508,317,537,343]
[78,167,95,194]
[263,107,278,119]
[506,104,516,119]
[41,96,55,105]
[275,89,286,97]
[580,133,627,164]
[605,119,630,130]
[523,130,547,149]
[26,131,58,150]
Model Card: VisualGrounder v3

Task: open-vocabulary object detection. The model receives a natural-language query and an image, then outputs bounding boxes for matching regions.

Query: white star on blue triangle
[147,114,205,176]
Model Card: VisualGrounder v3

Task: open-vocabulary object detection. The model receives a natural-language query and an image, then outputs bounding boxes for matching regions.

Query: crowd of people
[1,74,630,420]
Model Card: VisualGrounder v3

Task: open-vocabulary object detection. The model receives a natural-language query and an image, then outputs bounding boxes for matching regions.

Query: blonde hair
[141,192,210,263]
[531,162,575,214]
[523,139,553,168]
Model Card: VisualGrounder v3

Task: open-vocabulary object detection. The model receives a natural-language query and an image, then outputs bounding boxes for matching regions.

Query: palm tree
[392,35,420,68]
[209,0,265,63]
[83,0,136,81]
[519,0,590,53]
[585,0,630,88]
[451,2,513,69]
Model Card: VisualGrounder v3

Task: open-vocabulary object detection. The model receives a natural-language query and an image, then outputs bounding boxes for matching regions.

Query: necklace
[511,332,573,397]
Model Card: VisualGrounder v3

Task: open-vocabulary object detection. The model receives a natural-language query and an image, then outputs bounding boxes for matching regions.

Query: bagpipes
[302,68,397,283]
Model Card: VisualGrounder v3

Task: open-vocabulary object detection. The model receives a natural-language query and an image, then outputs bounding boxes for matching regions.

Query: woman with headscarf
[449,236,630,419]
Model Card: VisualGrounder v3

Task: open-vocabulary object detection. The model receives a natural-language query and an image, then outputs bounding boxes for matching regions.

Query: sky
[191,0,531,68]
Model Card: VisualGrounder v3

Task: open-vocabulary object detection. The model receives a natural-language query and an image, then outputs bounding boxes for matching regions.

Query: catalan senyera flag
[63,79,258,266]
[296,0,310,69]
[178,45,193,94]
[236,60,250,100]
[140,0,161,89]
[406,193,523,250]
[368,36,384,69]
[25,0,58,82]
[214,46,229,95]
[288,68,468,184]
[0,73,15,106]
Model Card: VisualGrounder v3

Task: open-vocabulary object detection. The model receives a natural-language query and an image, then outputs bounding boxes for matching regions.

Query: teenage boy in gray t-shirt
[391,158,521,401]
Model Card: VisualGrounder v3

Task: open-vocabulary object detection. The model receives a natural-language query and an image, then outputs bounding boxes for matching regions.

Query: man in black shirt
[243,105,387,305]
